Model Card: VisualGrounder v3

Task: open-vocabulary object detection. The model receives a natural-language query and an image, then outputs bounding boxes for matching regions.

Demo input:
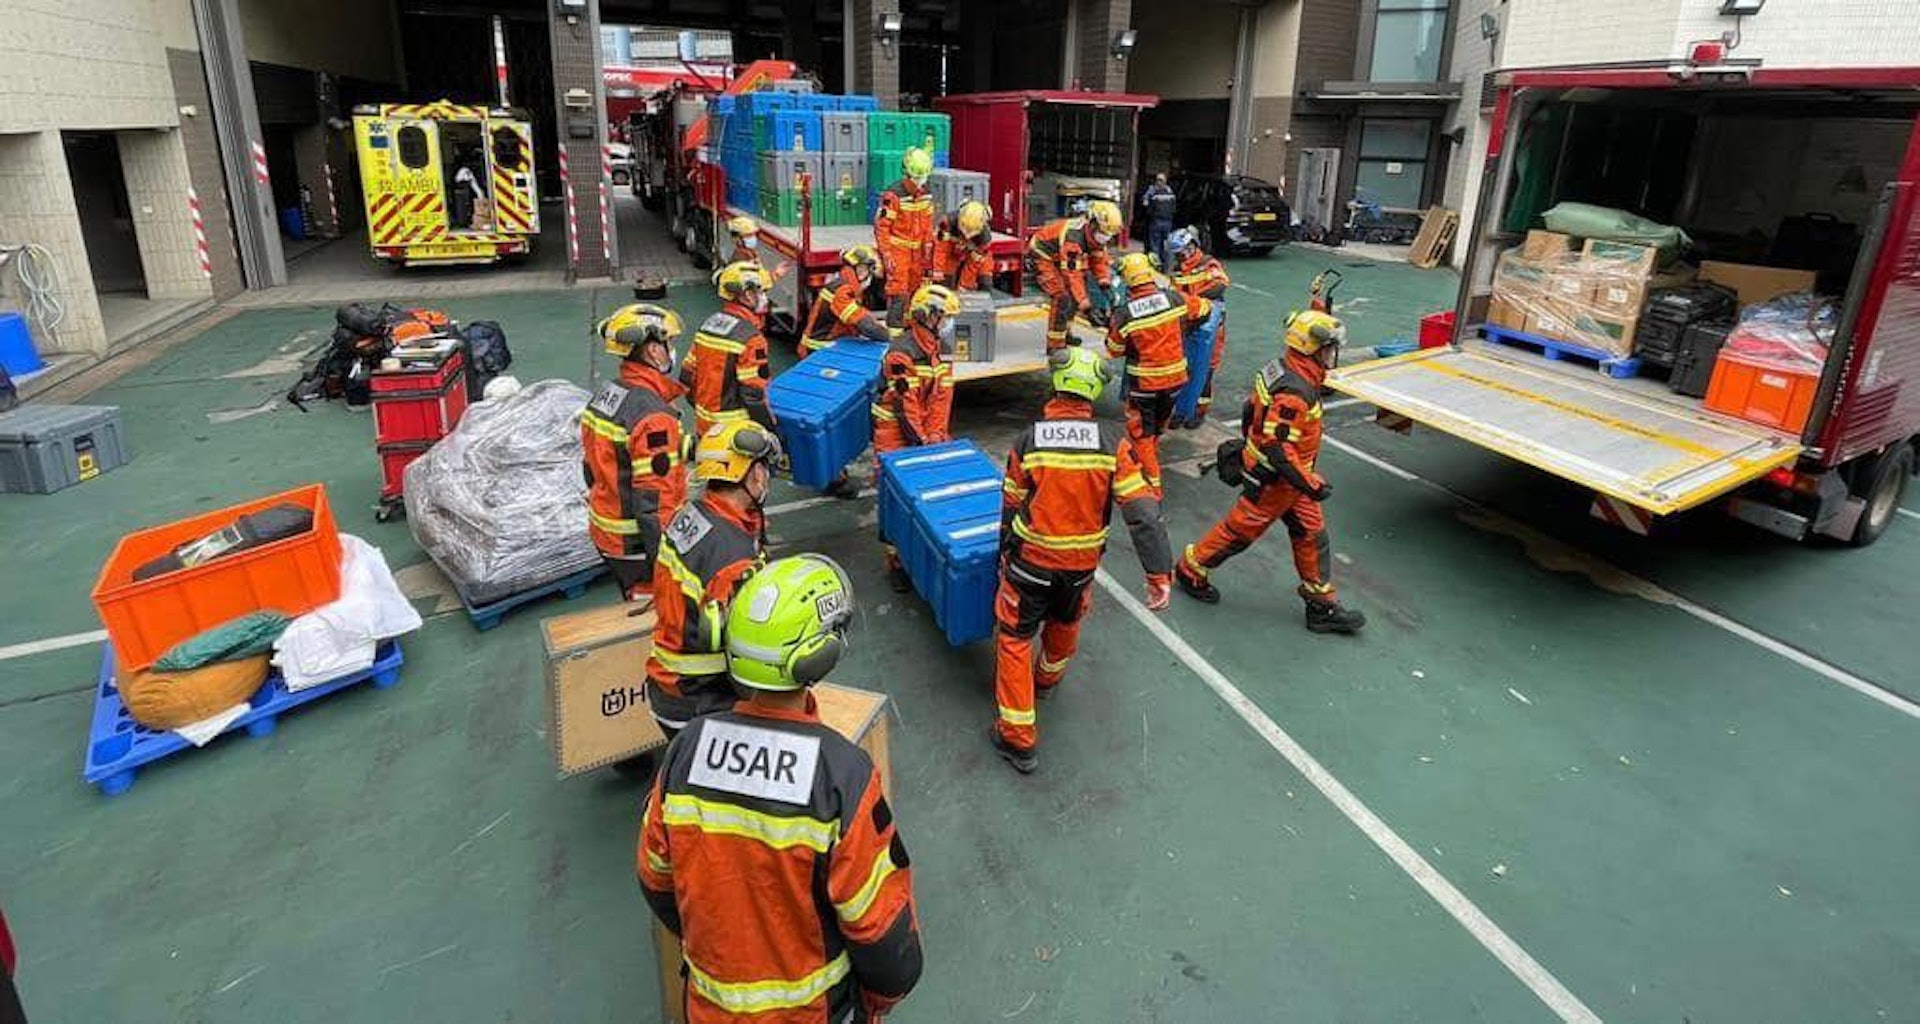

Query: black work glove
[1307,480,1333,502]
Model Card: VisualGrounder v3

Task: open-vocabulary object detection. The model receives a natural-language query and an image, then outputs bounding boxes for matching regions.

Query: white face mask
[1091,229,1112,246]
[910,173,929,188]
[742,236,758,251]
[936,318,956,345]
[754,291,770,314]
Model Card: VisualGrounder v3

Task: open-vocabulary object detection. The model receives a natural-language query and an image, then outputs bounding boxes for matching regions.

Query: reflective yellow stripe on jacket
[589,509,639,535]
[694,333,746,355]
[686,952,852,1015]
[835,847,900,923]
[660,793,839,852]
[1012,517,1109,551]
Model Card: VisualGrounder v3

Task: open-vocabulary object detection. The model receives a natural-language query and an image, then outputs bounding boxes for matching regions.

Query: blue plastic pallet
[1480,324,1640,378]
[461,565,606,631]
[83,641,405,797]
[878,441,1004,646]
[770,343,887,489]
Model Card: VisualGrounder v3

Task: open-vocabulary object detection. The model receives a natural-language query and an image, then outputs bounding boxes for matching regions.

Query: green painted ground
[2,245,1916,1023]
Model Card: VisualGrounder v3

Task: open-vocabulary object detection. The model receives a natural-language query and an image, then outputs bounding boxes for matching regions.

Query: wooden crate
[1409,207,1459,270]
[540,600,666,776]
[652,682,893,1024]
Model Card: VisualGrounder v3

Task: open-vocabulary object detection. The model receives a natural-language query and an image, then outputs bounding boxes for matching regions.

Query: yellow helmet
[956,200,991,242]
[726,215,758,238]
[714,260,771,302]
[1285,310,1347,357]
[1048,344,1110,402]
[1117,252,1158,289]
[694,421,783,485]
[1085,200,1123,238]
[725,554,854,691]
[909,282,962,325]
[841,244,882,275]
[598,303,684,359]
[902,147,933,182]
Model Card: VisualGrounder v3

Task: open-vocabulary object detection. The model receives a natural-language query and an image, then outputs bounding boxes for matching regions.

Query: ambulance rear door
[488,120,539,236]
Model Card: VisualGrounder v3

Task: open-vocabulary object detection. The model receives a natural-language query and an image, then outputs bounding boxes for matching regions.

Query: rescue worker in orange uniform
[1105,252,1211,499]
[682,262,776,438]
[1167,225,1232,428]
[873,148,937,327]
[1176,310,1367,634]
[1026,200,1122,352]
[990,346,1173,773]
[581,303,689,601]
[801,245,890,358]
[873,283,959,592]
[931,200,994,292]
[640,555,923,1023]
[645,421,780,738]
[727,214,790,282]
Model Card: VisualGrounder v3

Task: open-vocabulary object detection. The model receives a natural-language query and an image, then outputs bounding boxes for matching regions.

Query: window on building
[1354,118,1432,209]
[397,126,430,170]
[1369,0,1450,82]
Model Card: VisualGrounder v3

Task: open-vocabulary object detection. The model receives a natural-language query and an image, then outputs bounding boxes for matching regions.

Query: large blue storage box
[768,343,887,489]
[878,441,1004,646]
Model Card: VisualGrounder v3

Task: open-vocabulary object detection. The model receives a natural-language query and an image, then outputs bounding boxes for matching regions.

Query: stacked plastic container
[866,112,952,216]
[748,90,881,227]
[877,441,1002,646]
[767,342,888,488]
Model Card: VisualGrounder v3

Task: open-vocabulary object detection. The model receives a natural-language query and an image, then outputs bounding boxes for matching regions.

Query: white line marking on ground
[1229,281,1278,299]
[766,494,860,517]
[1094,568,1603,1024]
[1897,507,1919,522]
[215,965,266,994]
[0,629,107,663]
[1321,437,1920,721]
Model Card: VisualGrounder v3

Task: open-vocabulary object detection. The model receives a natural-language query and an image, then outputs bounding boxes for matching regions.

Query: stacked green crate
[899,113,951,159]
[759,188,806,227]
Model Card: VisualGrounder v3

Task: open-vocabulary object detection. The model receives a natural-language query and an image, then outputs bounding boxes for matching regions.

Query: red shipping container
[372,350,469,446]
[91,484,343,672]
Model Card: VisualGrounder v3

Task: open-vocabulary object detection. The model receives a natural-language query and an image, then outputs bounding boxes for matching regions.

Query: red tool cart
[370,338,469,522]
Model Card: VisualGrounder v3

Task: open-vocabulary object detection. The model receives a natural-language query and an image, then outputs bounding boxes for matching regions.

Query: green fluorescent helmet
[903,147,933,182]
[725,554,854,691]
[1049,344,1107,402]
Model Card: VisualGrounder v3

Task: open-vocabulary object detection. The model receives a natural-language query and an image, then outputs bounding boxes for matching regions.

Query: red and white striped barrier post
[321,163,340,236]
[559,149,580,267]
[251,140,270,187]
[187,187,211,279]
[599,144,613,264]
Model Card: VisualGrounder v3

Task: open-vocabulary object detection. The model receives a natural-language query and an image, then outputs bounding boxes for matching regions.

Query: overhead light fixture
[1111,29,1138,60]
[1479,13,1500,39]
[1719,0,1764,13]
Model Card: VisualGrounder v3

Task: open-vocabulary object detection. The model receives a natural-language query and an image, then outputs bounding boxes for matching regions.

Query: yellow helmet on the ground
[714,260,770,302]
[726,554,854,691]
[1117,252,1157,289]
[902,148,933,183]
[909,282,962,325]
[956,200,991,243]
[841,244,882,275]
[726,215,758,238]
[694,421,783,485]
[1049,344,1110,402]
[1084,200,1123,238]
[598,303,684,358]
[1285,310,1347,357]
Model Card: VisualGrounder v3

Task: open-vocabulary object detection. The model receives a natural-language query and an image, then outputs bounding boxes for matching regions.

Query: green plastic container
[867,113,914,153]
[868,148,910,189]
[899,112,951,157]
[818,190,868,227]
[759,189,806,227]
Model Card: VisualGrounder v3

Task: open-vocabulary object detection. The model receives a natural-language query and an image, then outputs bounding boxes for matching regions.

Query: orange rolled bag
[117,611,290,730]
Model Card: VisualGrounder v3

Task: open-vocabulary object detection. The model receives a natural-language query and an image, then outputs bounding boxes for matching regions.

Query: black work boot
[1304,600,1367,635]
[990,727,1038,774]
[822,473,861,500]
[1175,566,1220,604]
[887,563,913,594]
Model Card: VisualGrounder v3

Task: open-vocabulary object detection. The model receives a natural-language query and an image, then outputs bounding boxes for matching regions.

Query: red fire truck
[1329,60,1920,545]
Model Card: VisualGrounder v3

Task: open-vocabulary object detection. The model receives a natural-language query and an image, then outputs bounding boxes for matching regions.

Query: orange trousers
[1183,483,1336,601]
[1030,260,1077,352]
[882,246,927,325]
[1123,389,1179,498]
[992,561,1094,751]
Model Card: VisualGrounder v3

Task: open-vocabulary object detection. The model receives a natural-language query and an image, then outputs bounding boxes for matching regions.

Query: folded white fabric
[274,534,423,692]
[174,703,250,747]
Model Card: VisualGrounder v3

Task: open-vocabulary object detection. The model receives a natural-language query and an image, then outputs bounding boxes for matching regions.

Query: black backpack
[460,320,512,394]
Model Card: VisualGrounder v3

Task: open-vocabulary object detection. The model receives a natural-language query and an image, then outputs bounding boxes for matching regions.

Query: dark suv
[1167,173,1291,256]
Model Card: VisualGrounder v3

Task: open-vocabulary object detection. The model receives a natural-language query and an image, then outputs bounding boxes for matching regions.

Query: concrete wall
[1,0,185,132]
[1503,0,1920,68]
[169,49,247,300]
[0,133,106,356]
[1126,1,1238,100]
[118,129,215,301]
[239,0,400,83]
[1071,0,1133,93]
[1442,0,1503,260]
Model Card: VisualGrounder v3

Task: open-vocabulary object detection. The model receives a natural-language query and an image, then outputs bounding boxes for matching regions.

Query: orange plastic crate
[91,484,344,672]
[1703,351,1820,434]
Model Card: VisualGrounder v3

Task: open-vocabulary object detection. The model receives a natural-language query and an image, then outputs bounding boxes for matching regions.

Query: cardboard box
[1522,230,1577,259]
[1545,269,1591,304]
[1493,250,1549,295]
[1698,260,1817,308]
[1527,309,1573,340]
[1572,311,1638,359]
[1487,294,1528,330]
[542,602,667,775]
[1581,238,1659,277]
[652,682,895,1024]
[1588,277,1647,316]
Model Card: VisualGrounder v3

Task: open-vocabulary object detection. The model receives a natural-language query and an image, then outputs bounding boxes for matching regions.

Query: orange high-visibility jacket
[681,304,774,429]
[802,267,888,352]
[639,696,923,1022]
[873,179,935,261]
[646,496,764,701]
[1171,251,1230,302]
[1026,218,1112,308]
[871,323,953,452]
[1000,396,1172,575]
[1105,285,1209,394]
[1240,353,1326,494]
[581,362,688,566]
[931,213,992,290]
